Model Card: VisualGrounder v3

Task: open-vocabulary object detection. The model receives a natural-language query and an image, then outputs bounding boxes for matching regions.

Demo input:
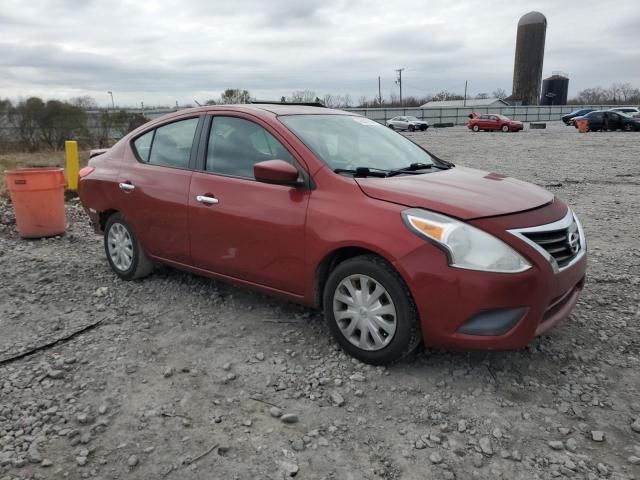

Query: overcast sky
[1,0,639,107]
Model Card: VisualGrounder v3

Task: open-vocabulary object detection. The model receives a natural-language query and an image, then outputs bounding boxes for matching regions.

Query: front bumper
[393,203,587,350]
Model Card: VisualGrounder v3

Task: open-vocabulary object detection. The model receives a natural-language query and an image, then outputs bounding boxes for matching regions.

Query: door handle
[119,182,135,192]
[196,195,219,205]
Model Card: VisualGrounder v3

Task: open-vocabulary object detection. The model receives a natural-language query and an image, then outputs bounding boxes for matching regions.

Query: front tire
[388,124,395,130]
[323,255,421,365]
[408,125,415,132]
[104,213,154,280]
[501,125,509,132]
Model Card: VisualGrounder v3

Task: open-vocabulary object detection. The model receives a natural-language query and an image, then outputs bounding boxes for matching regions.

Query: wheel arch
[314,246,399,309]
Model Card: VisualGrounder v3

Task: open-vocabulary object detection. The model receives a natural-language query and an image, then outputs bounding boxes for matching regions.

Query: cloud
[0,0,638,106]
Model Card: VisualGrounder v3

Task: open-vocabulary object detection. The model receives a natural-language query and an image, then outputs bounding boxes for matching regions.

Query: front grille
[521,221,581,268]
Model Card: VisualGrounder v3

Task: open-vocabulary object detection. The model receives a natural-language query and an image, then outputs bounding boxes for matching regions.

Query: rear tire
[472,125,480,132]
[408,125,415,132]
[104,213,154,280]
[388,124,395,130]
[323,255,421,365]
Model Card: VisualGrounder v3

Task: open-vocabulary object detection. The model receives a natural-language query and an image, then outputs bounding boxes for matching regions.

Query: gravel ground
[1,122,639,480]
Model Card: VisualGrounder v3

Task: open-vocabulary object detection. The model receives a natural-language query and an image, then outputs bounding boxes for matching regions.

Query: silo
[541,73,569,105]
[511,11,547,106]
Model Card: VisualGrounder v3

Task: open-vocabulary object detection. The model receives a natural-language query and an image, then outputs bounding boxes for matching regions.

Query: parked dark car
[78,104,586,365]
[574,110,640,132]
[562,108,595,126]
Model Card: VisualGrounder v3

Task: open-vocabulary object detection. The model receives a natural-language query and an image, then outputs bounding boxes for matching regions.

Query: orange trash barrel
[576,119,589,133]
[6,168,67,238]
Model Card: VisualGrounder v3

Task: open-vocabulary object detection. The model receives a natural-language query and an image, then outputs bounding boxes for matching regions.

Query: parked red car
[468,113,524,132]
[79,105,586,365]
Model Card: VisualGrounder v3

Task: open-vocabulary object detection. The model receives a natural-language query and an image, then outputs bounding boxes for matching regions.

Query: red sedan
[468,113,524,132]
[79,105,586,365]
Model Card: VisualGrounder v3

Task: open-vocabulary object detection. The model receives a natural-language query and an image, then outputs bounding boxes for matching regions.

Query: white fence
[342,105,619,126]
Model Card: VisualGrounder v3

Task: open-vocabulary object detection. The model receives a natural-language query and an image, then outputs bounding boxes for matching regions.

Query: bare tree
[475,93,489,99]
[289,90,317,103]
[492,88,508,99]
[70,95,98,109]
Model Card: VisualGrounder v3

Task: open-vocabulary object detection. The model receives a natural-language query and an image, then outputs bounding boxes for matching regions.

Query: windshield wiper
[386,162,436,177]
[334,167,389,178]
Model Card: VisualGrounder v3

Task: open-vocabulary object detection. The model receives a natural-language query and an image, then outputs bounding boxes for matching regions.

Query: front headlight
[402,208,531,273]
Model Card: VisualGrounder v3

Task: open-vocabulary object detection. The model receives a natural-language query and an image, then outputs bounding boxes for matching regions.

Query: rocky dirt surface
[1,122,639,480]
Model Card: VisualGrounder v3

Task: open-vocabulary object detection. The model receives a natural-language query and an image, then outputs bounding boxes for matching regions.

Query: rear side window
[133,130,153,162]
[148,118,199,168]
[206,116,294,178]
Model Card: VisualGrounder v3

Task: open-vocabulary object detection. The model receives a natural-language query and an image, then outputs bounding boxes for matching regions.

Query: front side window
[133,130,154,162]
[147,118,199,169]
[206,116,294,178]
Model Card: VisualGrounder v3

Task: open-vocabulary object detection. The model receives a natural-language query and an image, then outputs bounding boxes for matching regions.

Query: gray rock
[628,455,640,465]
[47,369,64,379]
[590,430,605,442]
[76,456,88,466]
[330,391,345,407]
[565,438,578,452]
[472,453,484,468]
[349,373,366,382]
[255,352,265,361]
[280,413,299,424]
[127,455,139,468]
[415,439,426,450]
[430,452,443,464]
[269,407,283,418]
[548,440,564,450]
[280,460,299,477]
[458,420,467,433]
[163,366,175,378]
[479,437,493,455]
[27,445,42,464]
[41,459,53,467]
[631,419,640,433]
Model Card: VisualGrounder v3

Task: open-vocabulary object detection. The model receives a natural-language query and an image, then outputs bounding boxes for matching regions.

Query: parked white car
[610,107,640,118]
[386,116,429,131]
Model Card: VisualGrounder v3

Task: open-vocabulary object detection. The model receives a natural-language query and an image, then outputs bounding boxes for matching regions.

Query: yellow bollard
[65,140,79,191]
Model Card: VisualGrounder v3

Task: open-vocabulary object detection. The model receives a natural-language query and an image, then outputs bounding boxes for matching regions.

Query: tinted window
[148,118,199,169]
[133,130,154,162]
[206,116,294,178]
[480,115,489,120]
[590,112,603,120]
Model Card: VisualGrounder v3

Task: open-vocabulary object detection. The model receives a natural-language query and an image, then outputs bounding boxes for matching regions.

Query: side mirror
[254,159,301,186]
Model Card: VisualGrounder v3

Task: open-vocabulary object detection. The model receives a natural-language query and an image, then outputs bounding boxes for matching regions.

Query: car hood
[355,166,553,220]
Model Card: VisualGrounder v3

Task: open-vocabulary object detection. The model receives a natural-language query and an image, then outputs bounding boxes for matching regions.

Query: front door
[116,116,201,264]
[188,114,310,295]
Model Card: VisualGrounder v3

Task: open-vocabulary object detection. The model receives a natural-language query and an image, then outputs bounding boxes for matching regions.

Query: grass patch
[0,151,90,199]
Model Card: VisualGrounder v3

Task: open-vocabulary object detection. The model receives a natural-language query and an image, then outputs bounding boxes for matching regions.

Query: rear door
[188,113,310,295]
[117,116,202,264]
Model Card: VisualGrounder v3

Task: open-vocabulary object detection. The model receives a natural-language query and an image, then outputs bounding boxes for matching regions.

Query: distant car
[386,116,429,131]
[609,107,640,118]
[467,114,523,132]
[562,108,596,126]
[574,110,640,132]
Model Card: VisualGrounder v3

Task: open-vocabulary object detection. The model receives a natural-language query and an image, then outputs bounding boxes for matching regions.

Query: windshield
[279,114,435,171]
[406,116,420,121]
[496,114,510,121]
[278,115,435,170]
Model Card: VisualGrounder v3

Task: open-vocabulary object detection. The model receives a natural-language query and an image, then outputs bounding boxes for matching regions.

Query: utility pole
[378,76,382,105]
[395,68,404,106]
[463,80,468,107]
